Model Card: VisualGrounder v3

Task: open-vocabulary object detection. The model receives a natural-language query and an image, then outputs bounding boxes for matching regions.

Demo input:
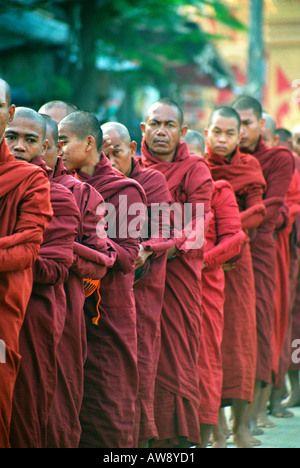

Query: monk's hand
[102,135,114,157]
[135,245,153,270]
[167,244,178,260]
[223,263,235,271]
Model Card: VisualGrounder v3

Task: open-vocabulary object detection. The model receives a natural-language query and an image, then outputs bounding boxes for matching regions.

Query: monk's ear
[56,140,64,157]
[130,140,137,157]
[41,139,49,157]
[8,105,15,123]
[140,122,146,137]
[260,117,266,133]
[180,125,188,141]
[86,135,95,151]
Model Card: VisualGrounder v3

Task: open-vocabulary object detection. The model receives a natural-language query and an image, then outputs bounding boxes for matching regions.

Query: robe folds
[46,156,116,448]
[129,157,174,445]
[141,139,214,446]
[10,156,80,448]
[272,169,300,387]
[208,144,266,402]
[247,138,294,384]
[199,180,246,426]
[0,140,52,449]
[77,153,147,448]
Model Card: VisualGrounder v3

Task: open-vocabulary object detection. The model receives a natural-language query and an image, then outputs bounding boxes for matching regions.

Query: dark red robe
[248,138,294,384]
[208,144,266,402]
[0,140,52,448]
[141,140,214,446]
[129,157,175,444]
[77,153,147,448]
[46,156,116,448]
[272,169,300,387]
[199,180,246,426]
[9,156,80,448]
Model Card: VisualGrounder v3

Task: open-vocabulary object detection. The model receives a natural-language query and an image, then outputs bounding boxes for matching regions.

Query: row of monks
[0,76,300,449]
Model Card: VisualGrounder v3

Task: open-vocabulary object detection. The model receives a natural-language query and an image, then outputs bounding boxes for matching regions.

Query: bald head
[38,100,79,124]
[102,121,136,176]
[102,122,131,144]
[14,107,46,139]
[183,130,205,155]
[262,112,277,147]
[60,111,103,151]
[0,78,11,106]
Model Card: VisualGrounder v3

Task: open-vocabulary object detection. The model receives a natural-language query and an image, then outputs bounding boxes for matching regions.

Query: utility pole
[247,0,265,102]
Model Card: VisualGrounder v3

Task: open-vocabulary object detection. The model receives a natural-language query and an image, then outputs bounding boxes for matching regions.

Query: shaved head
[40,113,58,145]
[146,98,184,127]
[183,130,205,155]
[232,95,263,120]
[38,100,79,124]
[60,111,103,151]
[102,122,131,144]
[14,107,46,139]
[0,78,11,106]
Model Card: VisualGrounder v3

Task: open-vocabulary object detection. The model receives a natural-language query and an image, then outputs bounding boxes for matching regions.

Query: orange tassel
[91,282,102,327]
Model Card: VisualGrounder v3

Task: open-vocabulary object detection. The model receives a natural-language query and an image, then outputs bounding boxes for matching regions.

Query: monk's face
[43,125,61,171]
[293,132,300,157]
[0,84,15,143]
[141,104,187,162]
[262,127,276,147]
[5,116,46,163]
[58,122,88,172]
[235,108,265,152]
[104,128,135,177]
[205,115,241,158]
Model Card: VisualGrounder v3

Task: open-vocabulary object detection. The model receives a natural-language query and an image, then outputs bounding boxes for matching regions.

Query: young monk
[0,80,52,448]
[183,129,206,156]
[58,111,147,448]
[232,95,295,433]
[141,98,214,448]
[6,107,80,448]
[102,121,175,447]
[206,106,267,448]
[39,114,116,448]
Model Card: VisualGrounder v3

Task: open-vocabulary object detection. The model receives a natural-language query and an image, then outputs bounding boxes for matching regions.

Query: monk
[141,98,214,448]
[232,95,295,433]
[102,121,175,447]
[38,100,79,124]
[198,178,247,448]
[183,129,206,156]
[58,110,147,448]
[275,128,293,149]
[206,106,266,448]
[6,107,80,448]
[39,114,116,448]
[0,80,52,448]
[262,113,279,147]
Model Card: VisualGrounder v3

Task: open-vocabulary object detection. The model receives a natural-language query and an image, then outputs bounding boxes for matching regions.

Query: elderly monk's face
[141,104,187,161]
[104,128,135,177]
[235,108,265,152]
[5,116,46,163]
[293,132,300,157]
[206,115,241,158]
[0,84,15,143]
[58,122,88,172]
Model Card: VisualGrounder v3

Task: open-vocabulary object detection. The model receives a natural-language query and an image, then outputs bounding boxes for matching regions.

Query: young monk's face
[43,125,62,171]
[5,116,46,163]
[205,115,241,158]
[104,128,135,177]
[58,122,88,172]
[141,104,187,161]
[235,108,265,152]
[0,84,15,143]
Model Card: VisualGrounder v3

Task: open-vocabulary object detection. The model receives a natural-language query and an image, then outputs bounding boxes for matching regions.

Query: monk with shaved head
[58,110,147,448]
[102,121,174,447]
[0,81,52,448]
[6,107,81,448]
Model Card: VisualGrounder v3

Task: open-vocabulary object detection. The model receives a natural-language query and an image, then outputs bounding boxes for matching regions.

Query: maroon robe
[208,144,266,402]
[199,180,246,426]
[248,138,294,384]
[129,157,175,444]
[77,153,147,448]
[0,140,52,448]
[10,156,80,448]
[46,156,116,448]
[141,140,214,446]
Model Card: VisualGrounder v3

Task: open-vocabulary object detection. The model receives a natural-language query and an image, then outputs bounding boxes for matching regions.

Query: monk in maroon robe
[102,122,175,446]
[0,81,52,448]
[39,115,116,448]
[5,108,80,448]
[57,110,147,448]
[206,106,266,448]
[198,179,246,448]
[232,95,294,432]
[141,98,214,448]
